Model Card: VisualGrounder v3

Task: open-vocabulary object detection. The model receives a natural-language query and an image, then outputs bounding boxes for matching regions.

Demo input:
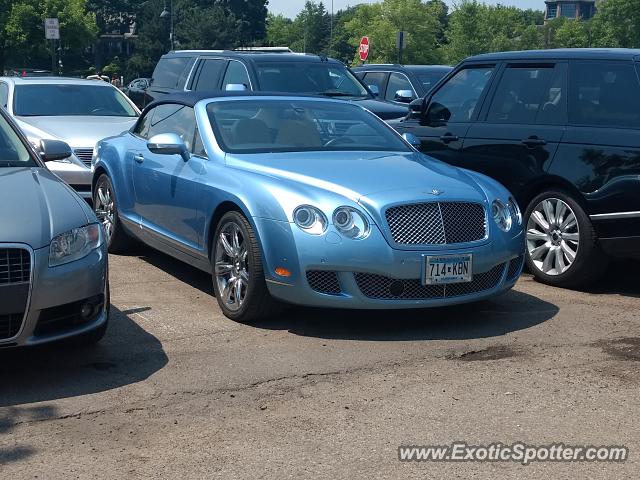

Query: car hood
[14,116,137,148]
[226,151,487,207]
[0,167,90,249]
[351,98,409,120]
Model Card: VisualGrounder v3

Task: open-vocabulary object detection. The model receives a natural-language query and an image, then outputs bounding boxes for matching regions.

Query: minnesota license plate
[424,254,473,285]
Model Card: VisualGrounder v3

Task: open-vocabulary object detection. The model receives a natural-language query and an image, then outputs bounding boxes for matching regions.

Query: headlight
[491,199,513,232]
[293,205,327,235]
[507,197,522,226]
[49,224,103,267]
[333,206,370,239]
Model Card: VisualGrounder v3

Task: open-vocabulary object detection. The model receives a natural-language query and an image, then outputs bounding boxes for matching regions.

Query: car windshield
[255,62,369,98]
[0,115,35,167]
[13,84,138,117]
[207,99,411,154]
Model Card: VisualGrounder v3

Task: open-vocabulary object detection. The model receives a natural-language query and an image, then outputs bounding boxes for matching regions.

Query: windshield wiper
[318,91,361,98]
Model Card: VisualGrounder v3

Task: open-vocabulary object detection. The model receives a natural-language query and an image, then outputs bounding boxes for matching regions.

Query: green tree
[553,18,590,48]
[590,0,640,47]
[266,13,295,47]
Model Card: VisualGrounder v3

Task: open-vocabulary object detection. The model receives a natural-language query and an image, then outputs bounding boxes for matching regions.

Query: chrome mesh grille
[384,202,486,245]
[506,255,524,281]
[354,263,505,300]
[0,248,31,285]
[306,270,341,295]
[0,313,23,339]
[74,148,93,167]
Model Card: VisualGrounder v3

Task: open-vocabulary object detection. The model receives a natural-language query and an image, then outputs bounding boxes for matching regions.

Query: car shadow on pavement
[580,259,640,298]
[256,289,559,341]
[0,405,52,465]
[0,306,168,408]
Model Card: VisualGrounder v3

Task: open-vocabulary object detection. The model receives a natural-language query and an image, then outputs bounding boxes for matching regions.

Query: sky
[268,0,543,18]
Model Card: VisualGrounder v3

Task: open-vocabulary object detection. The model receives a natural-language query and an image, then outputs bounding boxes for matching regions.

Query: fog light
[80,302,94,319]
[275,267,291,277]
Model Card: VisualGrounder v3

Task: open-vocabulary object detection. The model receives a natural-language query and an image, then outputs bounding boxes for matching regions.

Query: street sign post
[359,36,369,63]
[45,18,60,40]
[396,31,406,64]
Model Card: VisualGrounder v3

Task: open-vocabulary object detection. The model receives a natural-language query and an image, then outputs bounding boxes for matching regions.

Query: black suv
[352,64,452,104]
[144,50,409,120]
[391,49,640,288]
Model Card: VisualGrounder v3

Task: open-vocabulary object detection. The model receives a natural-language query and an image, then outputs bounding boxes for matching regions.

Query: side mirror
[368,85,379,97]
[394,90,415,104]
[225,83,248,92]
[147,133,190,161]
[409,98,424,116]
[40,139,72,162]
[402,133,421,149]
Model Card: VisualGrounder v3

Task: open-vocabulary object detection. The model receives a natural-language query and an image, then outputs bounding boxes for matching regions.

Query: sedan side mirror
[408,98,424,117]
[40,139,72,162]
[394,89,415,104]
[368,85,379,97]
[147,133,190,162]
[225,83,248,92]
[402,133,421,149]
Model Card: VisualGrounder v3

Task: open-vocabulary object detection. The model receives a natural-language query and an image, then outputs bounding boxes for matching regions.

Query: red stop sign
[359,36,369,62]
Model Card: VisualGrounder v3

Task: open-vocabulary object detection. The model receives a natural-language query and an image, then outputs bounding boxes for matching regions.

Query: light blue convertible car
[92,93,524,322]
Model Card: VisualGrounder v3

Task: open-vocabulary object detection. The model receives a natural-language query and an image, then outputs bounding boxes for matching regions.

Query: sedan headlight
[507,197,522,226]
[333,206,370,239]
[491,199,513,232]
[293,205,327,235]
[49,224,104,267]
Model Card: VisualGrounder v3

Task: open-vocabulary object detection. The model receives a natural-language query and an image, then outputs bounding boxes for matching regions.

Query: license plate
[424,254,473,285]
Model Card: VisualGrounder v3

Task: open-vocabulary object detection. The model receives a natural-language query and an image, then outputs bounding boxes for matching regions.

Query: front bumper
[45,158,93,200]
[255,218,524,309]
[0,243,108,348]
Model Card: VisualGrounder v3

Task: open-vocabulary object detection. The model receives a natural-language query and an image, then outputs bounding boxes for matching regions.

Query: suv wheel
[211,211,281,323]
[524,190,607,288]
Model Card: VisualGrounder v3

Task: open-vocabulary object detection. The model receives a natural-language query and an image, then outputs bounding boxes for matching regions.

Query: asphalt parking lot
[0,249,638,479]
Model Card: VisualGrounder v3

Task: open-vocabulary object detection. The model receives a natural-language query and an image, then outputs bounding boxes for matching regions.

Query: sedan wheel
[211,211,281,322]
[214,221,249,312]
[524,190,607,288]
[93,174,135,253]
[526,197,579,276]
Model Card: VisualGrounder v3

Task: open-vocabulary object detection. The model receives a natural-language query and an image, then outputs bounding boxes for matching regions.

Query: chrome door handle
[133,154,145,164]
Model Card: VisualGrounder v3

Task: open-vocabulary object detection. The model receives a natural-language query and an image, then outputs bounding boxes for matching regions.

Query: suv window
[426,66,494,123]
[222,61,251,90]
[193,58,226,91]
[152,57,192,89]
[487,65,557,124]
[385,72,415,102]
[147,104,197,150]
[361,72,386,96]
[569,62,640,128]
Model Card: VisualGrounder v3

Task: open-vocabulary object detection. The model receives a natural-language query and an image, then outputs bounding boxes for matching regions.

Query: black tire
[524,190,608,288]
[211,211,281,323]
[94,174,135,253]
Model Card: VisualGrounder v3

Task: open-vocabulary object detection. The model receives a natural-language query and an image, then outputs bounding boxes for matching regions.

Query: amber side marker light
[275,267,292,277]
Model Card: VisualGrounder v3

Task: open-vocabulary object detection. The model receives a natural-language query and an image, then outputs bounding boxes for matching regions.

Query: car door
[395,64,497,164]
[547,60,640,246]
[132,103,203,250]
[462,62,567,201]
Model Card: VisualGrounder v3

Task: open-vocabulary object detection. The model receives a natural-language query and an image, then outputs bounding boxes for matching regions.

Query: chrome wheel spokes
[94,184,115,241]
[215,222,249,312]
[526,198,580,276]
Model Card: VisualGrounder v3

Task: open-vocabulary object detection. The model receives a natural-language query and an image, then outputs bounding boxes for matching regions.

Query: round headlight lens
[293,205,327,235]
[333,206,370,239]
[508,197,522,226]
[492,199,513,232]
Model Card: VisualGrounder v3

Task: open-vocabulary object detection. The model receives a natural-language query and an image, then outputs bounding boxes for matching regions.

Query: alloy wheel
[214,221,249,312]
[526,198,580,276]
[94,182,115,242]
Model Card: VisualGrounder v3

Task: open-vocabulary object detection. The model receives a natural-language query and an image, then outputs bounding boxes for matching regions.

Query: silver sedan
[0,76,139,200]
